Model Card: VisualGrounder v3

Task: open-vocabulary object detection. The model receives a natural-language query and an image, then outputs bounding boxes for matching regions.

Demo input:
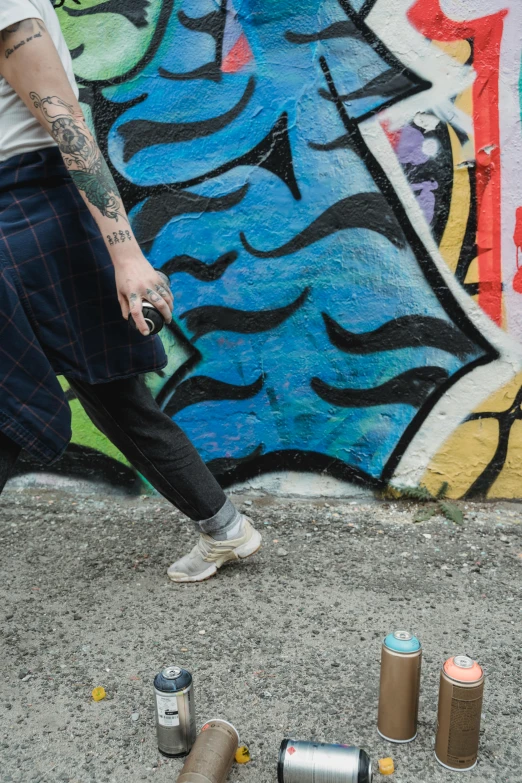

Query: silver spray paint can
[278,740,373,783]
[154,666,196,757]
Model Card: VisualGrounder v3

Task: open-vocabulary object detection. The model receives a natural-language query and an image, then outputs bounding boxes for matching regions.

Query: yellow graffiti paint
[423,373,522,498]
[423,419,499,499]
[473,372,522,413]
[490,421,522,498]
[434,40,472,66]
[439,125,471,275]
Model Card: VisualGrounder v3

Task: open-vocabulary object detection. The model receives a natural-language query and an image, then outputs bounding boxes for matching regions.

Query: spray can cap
[163,666,183,679]
[383,630,421,653]
[444,655,483,683]
[154,666,192,692]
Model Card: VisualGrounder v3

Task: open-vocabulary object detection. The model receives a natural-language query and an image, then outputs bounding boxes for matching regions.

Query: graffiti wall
[16,0,522,499]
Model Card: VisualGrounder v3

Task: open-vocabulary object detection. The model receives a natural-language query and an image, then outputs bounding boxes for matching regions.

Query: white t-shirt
[0,0,79,162]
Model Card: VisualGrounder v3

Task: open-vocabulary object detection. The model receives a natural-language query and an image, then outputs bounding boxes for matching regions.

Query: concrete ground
[0,487,521,783]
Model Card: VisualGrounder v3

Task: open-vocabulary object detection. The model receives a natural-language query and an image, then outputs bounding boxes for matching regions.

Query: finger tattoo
[155,284,169,297]
[158,271,170,287]
[146,288,162,303]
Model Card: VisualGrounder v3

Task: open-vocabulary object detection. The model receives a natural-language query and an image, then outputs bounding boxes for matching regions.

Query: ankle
[210,513,245,541]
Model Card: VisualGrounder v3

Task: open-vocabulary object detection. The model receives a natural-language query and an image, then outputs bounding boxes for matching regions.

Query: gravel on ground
[0,487,521,782]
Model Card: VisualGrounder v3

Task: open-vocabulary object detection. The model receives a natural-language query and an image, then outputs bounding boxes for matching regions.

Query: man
[0,0,262,582]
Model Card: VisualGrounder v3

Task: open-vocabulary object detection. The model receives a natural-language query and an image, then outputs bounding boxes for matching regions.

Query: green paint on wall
[59,376,129,466]
[518,54,522,120]
[56,0,163,82]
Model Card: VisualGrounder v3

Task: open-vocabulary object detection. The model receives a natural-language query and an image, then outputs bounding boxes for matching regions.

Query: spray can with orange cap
[435,655,484,771]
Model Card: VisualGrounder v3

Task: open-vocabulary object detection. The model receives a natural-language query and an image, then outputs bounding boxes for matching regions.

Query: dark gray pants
[0,376,238,536]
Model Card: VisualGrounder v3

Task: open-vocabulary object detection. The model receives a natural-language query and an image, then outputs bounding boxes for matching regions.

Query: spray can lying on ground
[177,719,239,783]
[154,666,196,757]
[435,655,484,771]
[377,630,422,743]
[278,740,373,783]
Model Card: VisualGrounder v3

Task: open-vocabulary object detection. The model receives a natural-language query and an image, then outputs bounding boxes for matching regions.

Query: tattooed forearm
[30,91,127,223]
[107,230,133,246]
[2,19,44,59]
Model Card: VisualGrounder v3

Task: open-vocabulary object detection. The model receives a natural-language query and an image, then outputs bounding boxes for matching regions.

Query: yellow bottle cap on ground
[91,686,106,702]
[235,745,251,764]
[379,757,395,775]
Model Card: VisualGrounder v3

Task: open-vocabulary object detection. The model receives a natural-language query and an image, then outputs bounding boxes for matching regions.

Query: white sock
[211,514,245,541]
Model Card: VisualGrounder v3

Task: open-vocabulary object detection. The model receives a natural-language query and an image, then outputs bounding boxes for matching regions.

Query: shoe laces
[197,534,217,559]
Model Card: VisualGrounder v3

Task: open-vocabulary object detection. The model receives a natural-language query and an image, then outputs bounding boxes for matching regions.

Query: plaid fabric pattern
[0,147,167,464]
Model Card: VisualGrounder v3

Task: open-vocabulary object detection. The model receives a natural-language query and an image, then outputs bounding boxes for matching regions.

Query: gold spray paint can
[177,719,239,783]
[377,630,422,743]
[435,655,484,771]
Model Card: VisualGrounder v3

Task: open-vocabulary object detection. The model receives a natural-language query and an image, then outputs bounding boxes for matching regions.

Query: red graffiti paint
[512,207,522,294]
[381,118,401,150]
[222,34,253,73]
[407,0,507,325]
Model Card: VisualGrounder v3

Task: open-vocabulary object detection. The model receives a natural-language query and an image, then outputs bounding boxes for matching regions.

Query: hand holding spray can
[435,655,484,771]
[129,272,171,335]
[154,666,196,757]
[377,630,422,743]
[177,719,239,783]
[129,301,165,335]
[278,740,373,783]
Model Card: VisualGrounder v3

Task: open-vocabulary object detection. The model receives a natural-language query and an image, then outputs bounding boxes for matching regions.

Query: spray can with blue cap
[377,630,422,743]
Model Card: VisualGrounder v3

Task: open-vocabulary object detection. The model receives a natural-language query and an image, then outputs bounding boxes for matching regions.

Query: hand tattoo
[146,288,162,304]
[30,92,127,223]
[155,284,169,298]
[129,293,139,307]
[157,271,171,287]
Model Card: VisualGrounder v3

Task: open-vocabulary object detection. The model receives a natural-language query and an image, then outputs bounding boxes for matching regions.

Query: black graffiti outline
[322,312,479,359]
[357,0,380,20]
[207,448,382,490]
[285,20,364,45]
[336,0,432,124]
[160,250,238,281]
[50,0,497,492]
[73,0,175,88]
[240,192,406,257]
[316,55,497,485]
[119,76,256,162]
[181,288,311,341]
[62,0,151,29]
[164,373,265,417]
[312,366,450,408]
[462,385,522,498]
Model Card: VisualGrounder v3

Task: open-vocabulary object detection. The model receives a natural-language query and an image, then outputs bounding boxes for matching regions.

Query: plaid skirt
[0,147,167,464]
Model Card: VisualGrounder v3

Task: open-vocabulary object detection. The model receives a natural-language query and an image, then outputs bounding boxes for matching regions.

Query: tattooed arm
[0,18,173,335]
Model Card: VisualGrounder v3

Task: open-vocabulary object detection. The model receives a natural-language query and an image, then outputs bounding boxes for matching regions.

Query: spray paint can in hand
[129,271,171,335]
[278,740,373,783]
[435,655,484,771]
[177,719,239,783]
[154,666,196,757]
[377,630,422,743]
[129,301,165,335]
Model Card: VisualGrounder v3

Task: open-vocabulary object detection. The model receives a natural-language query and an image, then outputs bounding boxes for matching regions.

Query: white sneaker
[167,517,262,583]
